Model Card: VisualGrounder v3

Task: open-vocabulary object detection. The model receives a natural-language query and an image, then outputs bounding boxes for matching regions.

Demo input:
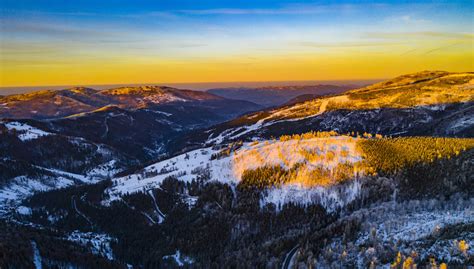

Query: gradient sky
[0,0,473,87]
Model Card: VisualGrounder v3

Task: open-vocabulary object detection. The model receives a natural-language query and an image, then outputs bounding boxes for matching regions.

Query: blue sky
[1,0,473,86]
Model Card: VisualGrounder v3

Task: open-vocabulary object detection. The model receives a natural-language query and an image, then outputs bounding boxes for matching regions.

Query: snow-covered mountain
[0,85,260,119]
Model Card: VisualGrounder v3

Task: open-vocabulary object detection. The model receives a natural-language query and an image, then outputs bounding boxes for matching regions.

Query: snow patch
[262,180,362,212]
[0,166,100,216]
[87,160,119,179]
[149,110,172,116]
[449,116,474,131]
[163,250,194,266]
[355,199,474,245]
[0,176,74,215]
[316,198,474,268]
[16,206,32,215]
[67,231,116,260]
[4,122,51,141]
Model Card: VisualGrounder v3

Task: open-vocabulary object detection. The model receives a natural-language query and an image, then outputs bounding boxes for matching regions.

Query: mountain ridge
[169,71,474,152]
[0,85,254,119]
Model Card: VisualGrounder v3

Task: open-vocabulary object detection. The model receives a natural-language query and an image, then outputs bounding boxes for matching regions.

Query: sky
[0,0,473,87]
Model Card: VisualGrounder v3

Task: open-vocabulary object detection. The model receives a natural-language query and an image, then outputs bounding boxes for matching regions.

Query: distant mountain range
[0,86,259,120]
[207,84,354,107]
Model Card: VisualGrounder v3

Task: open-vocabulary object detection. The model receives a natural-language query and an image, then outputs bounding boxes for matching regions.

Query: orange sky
[2,49,472,87]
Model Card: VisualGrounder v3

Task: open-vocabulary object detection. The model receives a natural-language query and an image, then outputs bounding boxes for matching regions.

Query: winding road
[71,196,93,226]
[281,245,299,269]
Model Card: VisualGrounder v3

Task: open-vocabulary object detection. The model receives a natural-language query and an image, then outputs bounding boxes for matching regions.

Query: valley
[207,85,354,107]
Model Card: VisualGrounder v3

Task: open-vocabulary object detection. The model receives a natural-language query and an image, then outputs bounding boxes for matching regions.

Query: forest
[2,134,470,268]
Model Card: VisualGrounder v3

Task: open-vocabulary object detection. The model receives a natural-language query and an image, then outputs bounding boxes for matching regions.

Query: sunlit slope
[106,133,474,208]
[263,71,474,121]
[107,133,361,201]
[187,71,474,147]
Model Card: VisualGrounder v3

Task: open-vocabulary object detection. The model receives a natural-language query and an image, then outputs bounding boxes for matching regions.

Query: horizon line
[0,78,384,92]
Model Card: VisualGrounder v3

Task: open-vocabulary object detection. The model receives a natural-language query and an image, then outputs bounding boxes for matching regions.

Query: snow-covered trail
[148,190,165,223]
[141,211,157,225]
[31,241,42,269]
[120,198,160,225]
[35,165,90,183]
[318,99,329,114]
[71,196,93,226]
[102,117,109,139]
[220,97,335,141]
[101,112,129,139]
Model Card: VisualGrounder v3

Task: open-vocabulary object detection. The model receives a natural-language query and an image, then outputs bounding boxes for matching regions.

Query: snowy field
[3,121,51,141]
[0,170,100,216]
[106,136,364,210]
[0,176,75,215]
[0,162,115,216]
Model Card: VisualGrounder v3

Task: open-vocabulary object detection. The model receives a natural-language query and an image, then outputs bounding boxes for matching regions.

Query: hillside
[270,71,473,119]
[11,132,474,268]
[0,121,131,215]
[259,71,472,120]
[106,132,474,207]
[176,71,474,151]
[207,84,354,107]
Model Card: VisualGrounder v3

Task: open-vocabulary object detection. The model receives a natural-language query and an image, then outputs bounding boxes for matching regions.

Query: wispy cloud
[385,15,430,24]
[400,48,419,56]
[423,42,466,55]
[0,42,71,55]
[2,8,179,20]
[0,20,108,38]
[364,31,474,40]
[0,9,99,17]
[117,11,179,19]
[176,3,384,16]
[295,41,404,48]
[177,7,315,15]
